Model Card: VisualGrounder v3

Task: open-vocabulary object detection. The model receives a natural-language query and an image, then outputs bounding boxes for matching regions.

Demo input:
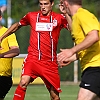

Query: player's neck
[71,5,82,16]
[42,11,52,16]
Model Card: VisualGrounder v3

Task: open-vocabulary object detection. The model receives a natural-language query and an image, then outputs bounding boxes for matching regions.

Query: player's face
[39,0,54,16]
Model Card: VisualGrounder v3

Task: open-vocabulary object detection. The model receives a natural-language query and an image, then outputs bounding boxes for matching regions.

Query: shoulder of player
[0,26,8,32]
[26,11,39,16]
[75,8,91,18]
[2,26,7,30]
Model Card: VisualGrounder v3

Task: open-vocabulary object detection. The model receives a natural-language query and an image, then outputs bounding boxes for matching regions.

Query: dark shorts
[0,76,12,98]
[79,67,100,97]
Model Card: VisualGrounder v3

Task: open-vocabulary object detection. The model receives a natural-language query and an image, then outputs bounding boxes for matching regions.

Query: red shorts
[21,56,61,93]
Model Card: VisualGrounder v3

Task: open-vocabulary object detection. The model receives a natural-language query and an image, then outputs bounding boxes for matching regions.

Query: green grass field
[5,83,79,100]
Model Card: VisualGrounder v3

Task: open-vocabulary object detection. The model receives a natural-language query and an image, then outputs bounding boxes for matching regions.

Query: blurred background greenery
[2,0,100,81]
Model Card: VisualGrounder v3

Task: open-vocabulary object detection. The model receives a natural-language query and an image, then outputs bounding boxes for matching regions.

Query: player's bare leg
[49,86,60,100]
[13,75,31,100]
[19,75,31,88]
[77,88,100,100]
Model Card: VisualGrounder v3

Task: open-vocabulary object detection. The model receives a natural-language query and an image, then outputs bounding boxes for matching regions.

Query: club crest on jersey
[53,19,57,26]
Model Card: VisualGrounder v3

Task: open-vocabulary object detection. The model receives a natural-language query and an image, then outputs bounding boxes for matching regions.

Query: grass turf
[5,84,79,100]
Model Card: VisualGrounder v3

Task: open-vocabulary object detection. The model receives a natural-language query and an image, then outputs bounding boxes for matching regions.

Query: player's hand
[59,1,67,14]
[57,50,78,68]
[57,48,74,63]
[58,61,71,68]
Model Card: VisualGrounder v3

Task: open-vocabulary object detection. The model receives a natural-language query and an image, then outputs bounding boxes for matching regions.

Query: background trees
[3,0,100,81]
[4,0,98,54]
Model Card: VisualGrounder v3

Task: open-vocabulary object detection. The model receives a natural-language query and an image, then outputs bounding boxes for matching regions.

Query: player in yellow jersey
[58,0,100,100]
[0,10,20,100]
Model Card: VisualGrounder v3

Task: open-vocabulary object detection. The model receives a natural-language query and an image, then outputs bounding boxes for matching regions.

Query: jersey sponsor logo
[46,23,52,30]
[36,22,53,31]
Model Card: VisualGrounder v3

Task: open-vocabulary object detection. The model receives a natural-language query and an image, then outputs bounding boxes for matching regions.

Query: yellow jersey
[72,8,100,72]
[0,26,19,76]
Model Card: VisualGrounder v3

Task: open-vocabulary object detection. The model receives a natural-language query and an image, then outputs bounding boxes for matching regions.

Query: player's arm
[64,13,72,31]
[59,1,72,31]
[70,30,99,54]
[0,22,21,42]
[57,30,99,62]
[0,46,20,58]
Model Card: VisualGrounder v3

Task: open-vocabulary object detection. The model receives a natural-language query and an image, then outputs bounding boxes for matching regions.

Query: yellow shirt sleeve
[8,33,19,47]
[77,9,100,35]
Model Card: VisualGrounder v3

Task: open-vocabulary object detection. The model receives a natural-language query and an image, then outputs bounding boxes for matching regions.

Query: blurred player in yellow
[0,10,20,100]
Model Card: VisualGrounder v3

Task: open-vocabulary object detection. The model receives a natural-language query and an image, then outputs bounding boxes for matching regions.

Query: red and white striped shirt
[19,11,68,61]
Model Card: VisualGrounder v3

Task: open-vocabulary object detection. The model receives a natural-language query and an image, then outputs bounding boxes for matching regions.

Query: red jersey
[19,11,68,61]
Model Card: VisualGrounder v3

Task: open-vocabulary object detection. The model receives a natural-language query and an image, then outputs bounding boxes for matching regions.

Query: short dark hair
[50,0,54,4]
[65,0,82,5]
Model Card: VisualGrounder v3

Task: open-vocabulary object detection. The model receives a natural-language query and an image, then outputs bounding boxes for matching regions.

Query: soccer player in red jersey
[0,0,71,100]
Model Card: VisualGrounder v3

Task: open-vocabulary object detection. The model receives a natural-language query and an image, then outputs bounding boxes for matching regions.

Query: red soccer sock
[13,85,26,100]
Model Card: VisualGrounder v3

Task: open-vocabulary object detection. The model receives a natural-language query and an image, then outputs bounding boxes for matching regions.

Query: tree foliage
[2,0,100,81]
[82,0,100,19]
